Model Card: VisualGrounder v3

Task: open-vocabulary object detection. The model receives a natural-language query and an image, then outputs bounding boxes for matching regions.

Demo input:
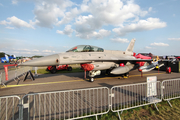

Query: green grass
[31,67,83,74]
[79,99,180,120]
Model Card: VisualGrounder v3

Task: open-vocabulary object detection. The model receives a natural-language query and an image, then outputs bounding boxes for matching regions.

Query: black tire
[67,67,72,71]
[50,66,57,74]
[124,72,129,77]
[89,77,94,82]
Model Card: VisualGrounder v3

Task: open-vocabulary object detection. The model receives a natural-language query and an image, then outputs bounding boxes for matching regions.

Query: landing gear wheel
[67,67,72,71]
[89,77,94,82]
[124,73,129,77]
[50,66,57,74]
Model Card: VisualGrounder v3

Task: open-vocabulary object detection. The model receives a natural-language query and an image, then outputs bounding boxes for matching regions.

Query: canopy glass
[67,45,104,52]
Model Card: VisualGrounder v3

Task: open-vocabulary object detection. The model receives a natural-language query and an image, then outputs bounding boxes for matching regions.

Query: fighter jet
[20,39,155,82]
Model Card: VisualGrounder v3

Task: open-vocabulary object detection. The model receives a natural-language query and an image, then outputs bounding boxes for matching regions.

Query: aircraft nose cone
[19,54,60,67]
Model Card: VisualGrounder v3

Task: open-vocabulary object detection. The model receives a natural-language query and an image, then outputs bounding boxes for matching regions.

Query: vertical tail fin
[126,39,135,54]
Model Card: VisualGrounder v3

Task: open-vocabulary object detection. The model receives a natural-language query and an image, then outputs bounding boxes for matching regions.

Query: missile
[139,63,164,72]
[19,54,60,67]
[139,65,155,72]
[110,64,134,75]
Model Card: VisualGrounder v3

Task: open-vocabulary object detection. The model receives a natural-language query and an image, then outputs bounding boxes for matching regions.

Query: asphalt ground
[1,68,180,97]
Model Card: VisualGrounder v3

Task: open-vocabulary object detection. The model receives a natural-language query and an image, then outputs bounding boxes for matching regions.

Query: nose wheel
[89,77,94,82]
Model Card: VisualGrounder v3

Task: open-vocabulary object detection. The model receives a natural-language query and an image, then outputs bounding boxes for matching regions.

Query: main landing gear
[50,66,57,74]
[89,77,94,82]
[124,72,129,77]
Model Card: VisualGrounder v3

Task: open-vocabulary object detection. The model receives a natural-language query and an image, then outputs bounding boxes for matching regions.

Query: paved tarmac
[1,69,180,97]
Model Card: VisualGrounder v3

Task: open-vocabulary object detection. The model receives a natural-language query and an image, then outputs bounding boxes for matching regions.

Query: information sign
[147,76,157,97]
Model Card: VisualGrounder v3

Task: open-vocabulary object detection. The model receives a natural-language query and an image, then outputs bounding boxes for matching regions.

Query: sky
[0,0,180,57]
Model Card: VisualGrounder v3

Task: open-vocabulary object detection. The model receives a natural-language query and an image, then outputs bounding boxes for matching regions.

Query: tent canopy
[135,53,151,59]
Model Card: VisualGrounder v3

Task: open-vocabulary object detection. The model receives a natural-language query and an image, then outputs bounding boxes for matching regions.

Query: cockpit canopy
[66,45,104,52]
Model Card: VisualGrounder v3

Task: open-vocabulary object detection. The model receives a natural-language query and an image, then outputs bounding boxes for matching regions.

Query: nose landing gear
[88,70,101,82]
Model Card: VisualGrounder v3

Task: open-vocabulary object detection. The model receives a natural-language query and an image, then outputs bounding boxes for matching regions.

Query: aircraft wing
[75,58,152,63]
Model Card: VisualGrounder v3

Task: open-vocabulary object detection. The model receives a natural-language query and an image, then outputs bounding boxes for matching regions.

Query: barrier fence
[0,95,21,120]
[21,87,109,120]
[1,79,180,120]
[111,81,162,119]
[162,78,180,107]
[0,67,32,87]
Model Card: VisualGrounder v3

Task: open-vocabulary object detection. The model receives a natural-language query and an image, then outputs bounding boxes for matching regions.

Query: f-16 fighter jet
[20,39,156,82]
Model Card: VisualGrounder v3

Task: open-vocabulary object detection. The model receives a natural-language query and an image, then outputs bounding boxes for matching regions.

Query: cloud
[168,38,180,41]
[86,0,148,25]
[0,3,3,6]
[111,38,129,43]
[150,42,169,46]
[12,0,18,5]
[0,20,10,25]
[32,49,39,52]
[0,38,20,49]
[10,48,40,53]
[42,50,52,53]
[148,7,152,12]
[33,0,74,28]
[0,16,34,29]
[145,46,152,49]
[6,26,14,29]
[74,0,150,38]
[76,29,111,39]
[113,18,166,36]
[31,0,149,30]
[74,15,111,39]
[63,46,69,48]
[56,25,74,37]
[57,7,80,25]
[7,16,34,29]
[2,47,56,56]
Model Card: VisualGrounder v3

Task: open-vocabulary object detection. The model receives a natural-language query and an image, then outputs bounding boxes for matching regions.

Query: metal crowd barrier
[162,79,180,107]
[0,72,2,86]
[0,72,6,87]
[21,87,109,120]
[0,95,21,120]
[1,79,180,120]
[111,81,162,119]
[0,67,32,87]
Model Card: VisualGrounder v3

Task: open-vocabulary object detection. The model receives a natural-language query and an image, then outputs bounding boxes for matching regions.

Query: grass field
[80,99,180,120]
